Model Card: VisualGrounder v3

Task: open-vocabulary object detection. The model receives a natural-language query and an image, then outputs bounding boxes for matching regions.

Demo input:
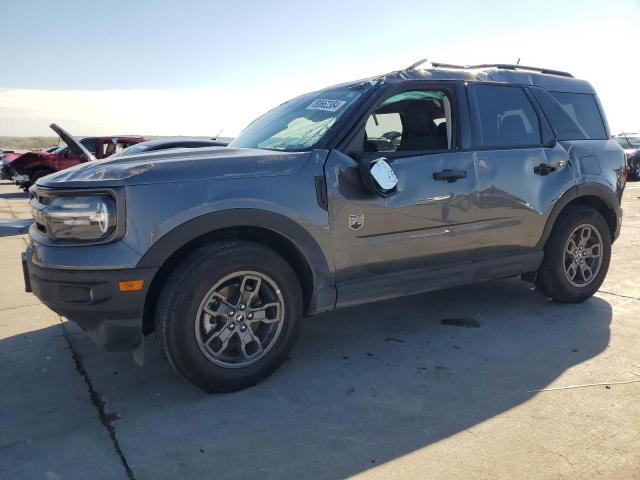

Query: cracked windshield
[230,83,369,151]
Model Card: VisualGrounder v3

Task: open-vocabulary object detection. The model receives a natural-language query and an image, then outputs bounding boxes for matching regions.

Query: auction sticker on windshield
[306,99,347,112]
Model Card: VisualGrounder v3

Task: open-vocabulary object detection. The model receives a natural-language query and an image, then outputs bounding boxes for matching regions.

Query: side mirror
[360,157,398,197]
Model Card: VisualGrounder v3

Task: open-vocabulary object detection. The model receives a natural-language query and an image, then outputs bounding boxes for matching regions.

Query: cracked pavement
[1,180,639,479]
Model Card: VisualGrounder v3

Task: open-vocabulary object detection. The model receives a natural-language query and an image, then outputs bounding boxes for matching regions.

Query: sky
[1,0,639,137]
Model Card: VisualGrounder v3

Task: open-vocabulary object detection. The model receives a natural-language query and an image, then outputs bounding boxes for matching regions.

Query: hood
[49,123,96,162]
[37,146,311,188]
[5,150,54,169]
[2,152,23,164]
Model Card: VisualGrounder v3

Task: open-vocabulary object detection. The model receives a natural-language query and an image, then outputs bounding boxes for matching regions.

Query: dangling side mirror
[360,157,398,197]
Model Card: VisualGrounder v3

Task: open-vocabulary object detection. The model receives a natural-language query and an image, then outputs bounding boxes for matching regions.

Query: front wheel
[536,205,611,303]
[156,241,303,392]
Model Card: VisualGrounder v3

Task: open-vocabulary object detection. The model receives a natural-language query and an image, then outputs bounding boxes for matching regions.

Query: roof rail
[430,62,574,78]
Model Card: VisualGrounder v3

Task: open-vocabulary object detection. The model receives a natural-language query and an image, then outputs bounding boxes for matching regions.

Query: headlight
[33,194,117,240]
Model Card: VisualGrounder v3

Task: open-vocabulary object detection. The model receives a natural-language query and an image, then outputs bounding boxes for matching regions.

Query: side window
[549,92,607,140]
[102,139,117,157]
[475,85,541,147]
[102,138,131,157]
[115,141,131,152]
[363,90,453,153]
[80,138,98,155]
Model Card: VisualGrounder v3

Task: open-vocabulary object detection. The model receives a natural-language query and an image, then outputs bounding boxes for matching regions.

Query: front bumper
[1,164,15,180]
[23,244,157,351]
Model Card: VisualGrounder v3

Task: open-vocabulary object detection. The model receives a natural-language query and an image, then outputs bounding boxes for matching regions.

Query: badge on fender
[349,214,364,231]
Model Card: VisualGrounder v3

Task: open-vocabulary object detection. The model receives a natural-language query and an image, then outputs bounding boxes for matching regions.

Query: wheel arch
[138,209,336,335]
[538,183,621,249]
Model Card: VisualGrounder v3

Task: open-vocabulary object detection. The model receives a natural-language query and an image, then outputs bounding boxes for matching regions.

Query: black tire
[536,205,611,303]
[156,241,303,393]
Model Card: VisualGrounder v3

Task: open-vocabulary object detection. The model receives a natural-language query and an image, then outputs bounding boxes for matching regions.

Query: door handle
[534,163,557,175]
[433,169,467,182]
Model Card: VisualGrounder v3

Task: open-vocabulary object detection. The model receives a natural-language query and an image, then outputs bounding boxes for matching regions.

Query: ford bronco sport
[22,62,625,392]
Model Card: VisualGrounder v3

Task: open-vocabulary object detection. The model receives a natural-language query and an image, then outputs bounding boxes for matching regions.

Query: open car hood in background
[49,123,96,163]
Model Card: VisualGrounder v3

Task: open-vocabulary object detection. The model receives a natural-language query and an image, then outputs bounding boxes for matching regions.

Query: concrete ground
[1,179,639,480]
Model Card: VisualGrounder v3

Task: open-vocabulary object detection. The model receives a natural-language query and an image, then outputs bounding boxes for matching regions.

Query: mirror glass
[370,158,398,191]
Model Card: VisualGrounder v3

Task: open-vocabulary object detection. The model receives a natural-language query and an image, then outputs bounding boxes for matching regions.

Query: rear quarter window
[547,92,607,140]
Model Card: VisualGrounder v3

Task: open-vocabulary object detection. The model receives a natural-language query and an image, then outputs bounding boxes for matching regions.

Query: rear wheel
[156,241,302,392]
[536,205,611,303]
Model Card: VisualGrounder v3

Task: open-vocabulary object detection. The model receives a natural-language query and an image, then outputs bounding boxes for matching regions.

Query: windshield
[230,83,371,151]
[625,136,640,148]
[616,136,640,148]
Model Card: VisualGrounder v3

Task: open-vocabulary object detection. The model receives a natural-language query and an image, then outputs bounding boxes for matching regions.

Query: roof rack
[430,62,574,78]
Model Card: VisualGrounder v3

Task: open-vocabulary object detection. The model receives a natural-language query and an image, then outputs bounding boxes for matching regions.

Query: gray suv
[22,62,626,392]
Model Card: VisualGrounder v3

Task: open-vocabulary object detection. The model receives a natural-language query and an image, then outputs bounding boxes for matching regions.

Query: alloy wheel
[563,223,603,287]
[194,271,284,368]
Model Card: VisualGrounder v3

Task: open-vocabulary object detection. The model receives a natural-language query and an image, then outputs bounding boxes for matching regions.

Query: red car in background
[3,131,145,189]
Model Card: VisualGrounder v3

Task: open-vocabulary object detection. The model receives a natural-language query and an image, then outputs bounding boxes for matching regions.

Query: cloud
[0,87,295,137]
[1,11,639,139]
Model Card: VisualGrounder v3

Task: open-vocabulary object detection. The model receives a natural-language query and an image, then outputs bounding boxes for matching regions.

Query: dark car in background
[111,138,229,158]
[7,130,146,189]
[614,133,640,179]
[23,63,625,392]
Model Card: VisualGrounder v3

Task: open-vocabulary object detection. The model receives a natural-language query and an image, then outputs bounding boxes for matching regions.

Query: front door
[325,85,479,307]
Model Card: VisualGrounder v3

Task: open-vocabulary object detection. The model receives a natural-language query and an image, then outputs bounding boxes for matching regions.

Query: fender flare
[537,183,621,248]
[136,208,336,314]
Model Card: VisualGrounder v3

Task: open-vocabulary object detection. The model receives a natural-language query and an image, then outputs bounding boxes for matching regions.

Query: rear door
[468,83,573,262]
[325,83,480,306]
